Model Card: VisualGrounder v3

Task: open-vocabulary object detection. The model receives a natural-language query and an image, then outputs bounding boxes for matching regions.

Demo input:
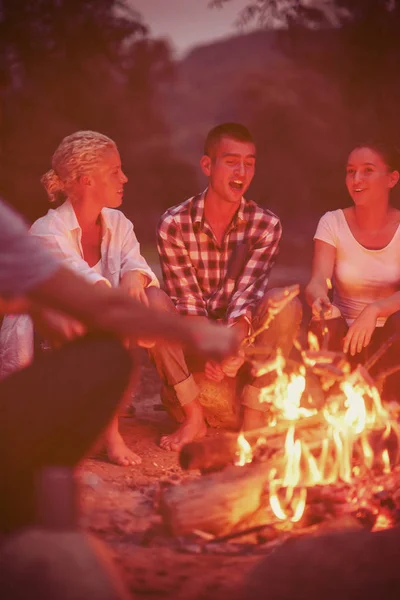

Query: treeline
[1,1,400,246]
[163,0,400,231]
[0,0,196,240]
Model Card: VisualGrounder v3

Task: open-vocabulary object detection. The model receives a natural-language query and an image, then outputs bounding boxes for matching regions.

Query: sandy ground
[78,263,311,598]
[79,356,262,600]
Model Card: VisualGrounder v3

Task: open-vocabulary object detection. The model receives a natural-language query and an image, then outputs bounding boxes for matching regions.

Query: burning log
[165,314,400,548]
[159,461,276,537]
[179,414,324,472]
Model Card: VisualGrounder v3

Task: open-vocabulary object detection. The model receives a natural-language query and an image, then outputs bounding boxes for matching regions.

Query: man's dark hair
[204,123,254,157]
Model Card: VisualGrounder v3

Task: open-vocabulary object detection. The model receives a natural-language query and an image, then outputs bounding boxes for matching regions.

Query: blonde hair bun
[40,168,65,203]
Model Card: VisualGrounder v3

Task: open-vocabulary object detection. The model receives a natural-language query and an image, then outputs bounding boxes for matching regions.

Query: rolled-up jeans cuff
[174,374,200,406]
[241,384,270,412]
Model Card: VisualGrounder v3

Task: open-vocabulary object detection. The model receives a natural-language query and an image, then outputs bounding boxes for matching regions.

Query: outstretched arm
[28,265,238,360]
[0,199,238,361]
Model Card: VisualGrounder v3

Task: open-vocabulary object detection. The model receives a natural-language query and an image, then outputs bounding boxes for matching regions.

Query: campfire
[159,289,400,552]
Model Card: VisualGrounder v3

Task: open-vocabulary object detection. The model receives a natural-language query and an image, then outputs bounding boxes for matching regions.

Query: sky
[128,0,254,58]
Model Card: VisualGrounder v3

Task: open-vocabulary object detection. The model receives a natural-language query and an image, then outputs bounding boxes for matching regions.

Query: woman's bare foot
[106,431,142,466]
[242,407,267,431]
[160,398,207,452]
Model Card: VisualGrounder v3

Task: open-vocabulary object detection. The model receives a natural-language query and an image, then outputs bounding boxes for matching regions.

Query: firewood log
[159,461,275,537]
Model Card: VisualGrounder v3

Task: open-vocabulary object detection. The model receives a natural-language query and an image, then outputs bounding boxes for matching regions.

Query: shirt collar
[55,200,111,233]
[192,189,247,231]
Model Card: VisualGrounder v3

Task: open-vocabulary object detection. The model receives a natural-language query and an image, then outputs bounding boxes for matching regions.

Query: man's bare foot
[106,431,142,467]
[242,407,267,431]
[160,399,207,452]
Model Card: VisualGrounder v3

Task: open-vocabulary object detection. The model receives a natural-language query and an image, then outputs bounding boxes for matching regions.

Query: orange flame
[235,433,253,466]
[257,348,397,524]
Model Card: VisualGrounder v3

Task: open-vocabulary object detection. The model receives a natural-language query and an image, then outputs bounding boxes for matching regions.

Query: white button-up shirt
[0,200,158,379]
[30,200,158,288]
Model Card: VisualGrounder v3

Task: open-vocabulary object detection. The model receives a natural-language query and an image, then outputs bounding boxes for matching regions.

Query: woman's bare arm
[305,240,336,317]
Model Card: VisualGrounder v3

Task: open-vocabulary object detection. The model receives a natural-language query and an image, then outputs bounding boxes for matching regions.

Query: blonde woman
[0,130,160,466]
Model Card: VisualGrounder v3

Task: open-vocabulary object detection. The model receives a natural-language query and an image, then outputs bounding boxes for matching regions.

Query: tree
[0,0,197,236]
[209,0,345,28]
[209,0,397,28]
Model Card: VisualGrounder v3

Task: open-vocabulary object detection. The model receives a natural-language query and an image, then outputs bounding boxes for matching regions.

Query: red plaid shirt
[157,191,282,325]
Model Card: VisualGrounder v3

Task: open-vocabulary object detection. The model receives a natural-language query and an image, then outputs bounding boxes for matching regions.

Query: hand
[221,351,245,378]
[343,304,379,356]
[205,360,225,382]
[120,271,149,306]
[311,296,333,319]
[189,321,240,362]
[33,307,86,349]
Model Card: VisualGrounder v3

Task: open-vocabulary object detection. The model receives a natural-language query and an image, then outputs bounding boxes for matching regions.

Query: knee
[286,295,303,325]
[384,310,400,334]
[146,286,176,313]
[262,289,303,326]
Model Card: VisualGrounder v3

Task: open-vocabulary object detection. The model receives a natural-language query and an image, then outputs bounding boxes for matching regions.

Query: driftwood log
[160,461,276,537]
[179,414,323,472]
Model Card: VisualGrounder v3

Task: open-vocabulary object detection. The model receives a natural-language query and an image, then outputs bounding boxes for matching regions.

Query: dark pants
[309,311,400,397]
[0,334,132,533]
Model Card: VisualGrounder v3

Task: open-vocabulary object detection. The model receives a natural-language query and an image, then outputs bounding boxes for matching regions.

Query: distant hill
[161,29,284,168]
[156,26,352,268]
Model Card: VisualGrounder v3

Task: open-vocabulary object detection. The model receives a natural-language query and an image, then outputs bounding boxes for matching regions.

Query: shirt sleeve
[157,216,208,317]
[119,216,159,287]
[30,217,110,287]
[0,199,60,298]
[313,211,338,248]
[225,219,282,324]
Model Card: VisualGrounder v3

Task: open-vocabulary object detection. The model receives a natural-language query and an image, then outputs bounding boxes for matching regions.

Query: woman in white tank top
[305,142,400,388]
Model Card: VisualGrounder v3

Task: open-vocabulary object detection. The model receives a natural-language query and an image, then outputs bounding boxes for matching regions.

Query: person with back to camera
[0,197,237,600]
[305,141,400,393]
[0,130,163,466]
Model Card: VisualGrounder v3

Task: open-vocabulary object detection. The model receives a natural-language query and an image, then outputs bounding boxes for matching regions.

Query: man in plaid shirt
[150,123,301,450]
